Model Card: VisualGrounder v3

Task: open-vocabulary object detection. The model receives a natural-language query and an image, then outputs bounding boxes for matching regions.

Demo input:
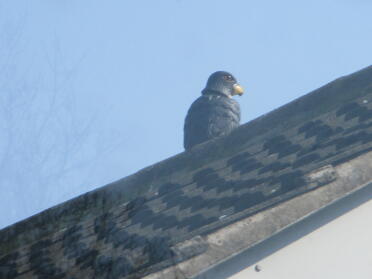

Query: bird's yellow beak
[233,83,244,96]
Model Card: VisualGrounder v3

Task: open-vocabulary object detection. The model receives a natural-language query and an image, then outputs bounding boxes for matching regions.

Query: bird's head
[202,71,244,98]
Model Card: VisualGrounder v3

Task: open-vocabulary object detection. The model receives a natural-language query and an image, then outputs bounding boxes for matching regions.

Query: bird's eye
[223,75,234,81]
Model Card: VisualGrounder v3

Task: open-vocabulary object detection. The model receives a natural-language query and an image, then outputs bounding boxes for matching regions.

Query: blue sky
[0,0,371,228]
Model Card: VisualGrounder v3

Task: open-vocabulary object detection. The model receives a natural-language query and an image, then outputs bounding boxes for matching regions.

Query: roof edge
[1,65,371,251]
[144,150,372,279]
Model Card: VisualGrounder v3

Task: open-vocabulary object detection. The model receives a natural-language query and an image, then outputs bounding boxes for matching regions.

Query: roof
[1,65,372,279]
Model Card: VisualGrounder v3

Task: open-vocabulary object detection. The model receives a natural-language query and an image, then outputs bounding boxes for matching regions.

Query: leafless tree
[0,21,115,228]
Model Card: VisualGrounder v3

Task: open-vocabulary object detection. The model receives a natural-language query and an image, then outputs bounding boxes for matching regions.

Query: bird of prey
[184,71,244,150]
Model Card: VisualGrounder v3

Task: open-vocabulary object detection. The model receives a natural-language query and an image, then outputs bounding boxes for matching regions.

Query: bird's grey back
[184,94,240,150]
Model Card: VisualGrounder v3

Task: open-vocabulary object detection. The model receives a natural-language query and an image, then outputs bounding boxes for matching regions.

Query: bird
[184,71,244,150]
